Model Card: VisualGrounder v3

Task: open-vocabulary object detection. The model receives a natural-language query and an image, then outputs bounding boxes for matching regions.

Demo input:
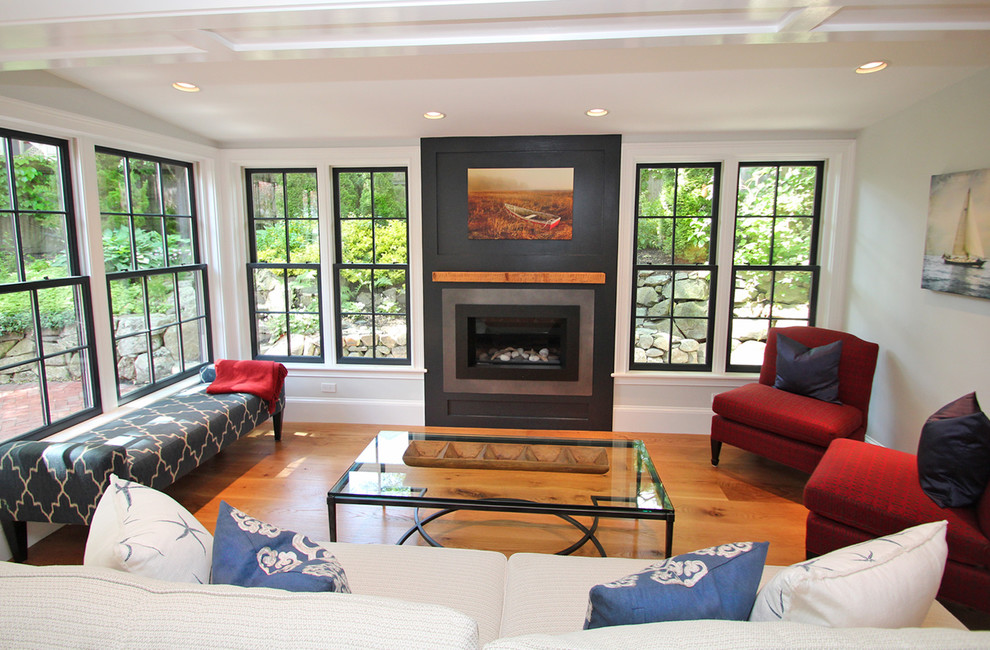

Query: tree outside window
[245,169,323,361]
[333,168,409,364]
[0,129,100,443]
[728,162,823,369]
[631,164,720,370]
[97,148,210,399]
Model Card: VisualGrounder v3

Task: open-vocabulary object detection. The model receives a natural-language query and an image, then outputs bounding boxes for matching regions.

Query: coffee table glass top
[328,430,674,516]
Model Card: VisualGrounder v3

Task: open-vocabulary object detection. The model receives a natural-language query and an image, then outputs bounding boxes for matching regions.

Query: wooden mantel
[431,271,606,285]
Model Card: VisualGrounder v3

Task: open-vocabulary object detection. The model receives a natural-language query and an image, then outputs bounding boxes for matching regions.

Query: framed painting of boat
[420,134,621,261]
[467,167,574,240]
[922,167,990,300]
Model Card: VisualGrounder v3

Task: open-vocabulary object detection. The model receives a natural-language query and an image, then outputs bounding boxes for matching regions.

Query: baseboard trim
[284,397,425,426]
[612,405,712,435]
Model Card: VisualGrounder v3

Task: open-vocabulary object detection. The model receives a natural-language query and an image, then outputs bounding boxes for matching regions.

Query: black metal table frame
[326,433,675,558]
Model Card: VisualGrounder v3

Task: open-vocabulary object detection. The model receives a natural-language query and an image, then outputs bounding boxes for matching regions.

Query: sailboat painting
[922,168,990,300]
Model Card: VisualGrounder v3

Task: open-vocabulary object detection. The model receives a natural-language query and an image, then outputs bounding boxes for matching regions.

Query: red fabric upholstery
[805,439,990,613]
[711,326,878,473]
[713,383,862,446]
[806,439,990,567]
[711,415,839,475]
[759,327,880,423]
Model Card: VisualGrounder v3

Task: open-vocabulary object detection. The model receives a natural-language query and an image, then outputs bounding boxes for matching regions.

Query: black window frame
[0,127,102,441]
[332,167,411,366]
[629,162,722,372]
[244,168,325,363]
[725,160,825,373]
[97,146,213,402]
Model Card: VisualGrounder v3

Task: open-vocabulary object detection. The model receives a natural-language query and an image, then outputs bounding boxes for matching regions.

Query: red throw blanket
[206,359,287,414]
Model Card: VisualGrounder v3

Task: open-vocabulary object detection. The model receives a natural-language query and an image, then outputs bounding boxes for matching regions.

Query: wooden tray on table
[402,440,609,474]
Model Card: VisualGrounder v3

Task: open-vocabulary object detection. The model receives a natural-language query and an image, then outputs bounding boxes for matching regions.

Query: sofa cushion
[584,542,768,628]
[712,383,863,446]
[484,620,990,650]
[774,334,843,403]
[805,439,990,568]
[83,474,212,584]
[211,501,349,593]
[320,541,507,647]
[750,521,946,628]
[0,562,478,649]
[917,392,990,508]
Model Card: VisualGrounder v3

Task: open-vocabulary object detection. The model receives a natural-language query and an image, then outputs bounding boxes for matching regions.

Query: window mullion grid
[28,289,52,428]
[5,138,27,284]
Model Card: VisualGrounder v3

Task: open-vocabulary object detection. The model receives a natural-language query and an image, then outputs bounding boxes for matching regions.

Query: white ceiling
[2,1,990,147]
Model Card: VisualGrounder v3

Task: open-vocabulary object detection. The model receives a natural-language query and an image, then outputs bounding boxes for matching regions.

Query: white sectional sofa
[2,540,988,649]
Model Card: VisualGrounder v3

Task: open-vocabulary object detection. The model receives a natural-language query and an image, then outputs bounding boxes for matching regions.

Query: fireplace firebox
[441,288,594,398]
[456,304,579,382]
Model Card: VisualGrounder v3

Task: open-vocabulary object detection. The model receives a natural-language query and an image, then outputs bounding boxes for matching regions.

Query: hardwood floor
[23,422,810,566]
[22,421,990,629]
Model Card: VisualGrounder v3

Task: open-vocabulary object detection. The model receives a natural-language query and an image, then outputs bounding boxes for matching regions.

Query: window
[631,163,721,370]
[0,128,100,443]
[97,148,211,400]
[727,162,824,370]
[333,168,409,364]
[245,169,323,362]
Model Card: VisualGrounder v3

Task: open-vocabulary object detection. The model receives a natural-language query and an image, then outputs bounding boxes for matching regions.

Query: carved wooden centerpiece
[403,440,609,474]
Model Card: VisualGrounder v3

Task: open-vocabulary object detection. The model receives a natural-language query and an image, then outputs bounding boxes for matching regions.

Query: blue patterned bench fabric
[0,380,283,560]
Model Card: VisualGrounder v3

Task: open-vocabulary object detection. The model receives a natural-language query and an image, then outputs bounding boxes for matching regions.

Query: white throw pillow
[83,474,213,584]
[749,520,947,628]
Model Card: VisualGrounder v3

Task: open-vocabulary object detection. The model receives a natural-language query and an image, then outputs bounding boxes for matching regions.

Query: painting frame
[921,167,990,300]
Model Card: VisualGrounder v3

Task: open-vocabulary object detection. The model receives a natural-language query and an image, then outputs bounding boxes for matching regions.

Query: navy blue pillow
[918,393,990,508]
[211,501,350,593]
[773,334,843,403]
[199,364,216,383]
[584,541,769,629]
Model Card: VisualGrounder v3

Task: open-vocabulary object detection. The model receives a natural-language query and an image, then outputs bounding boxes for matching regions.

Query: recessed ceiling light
[586,108,609,117]
[172,82,201,92]
[855,61,888,74]
[423,111,446,120]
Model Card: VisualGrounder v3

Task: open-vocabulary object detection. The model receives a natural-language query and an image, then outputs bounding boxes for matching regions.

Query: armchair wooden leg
[272,410,284,442]
[710,439,722,467]
[1,518,28,562]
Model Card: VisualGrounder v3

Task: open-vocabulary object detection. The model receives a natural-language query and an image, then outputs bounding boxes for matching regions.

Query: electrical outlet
[321,382,337,393]
[710,392,718,406]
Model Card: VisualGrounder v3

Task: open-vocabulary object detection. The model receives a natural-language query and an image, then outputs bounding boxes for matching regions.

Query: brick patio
[0,382,89,444]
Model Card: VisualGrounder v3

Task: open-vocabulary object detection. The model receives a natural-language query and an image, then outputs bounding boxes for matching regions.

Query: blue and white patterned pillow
[584,541,769,629]
[211,501,350,593]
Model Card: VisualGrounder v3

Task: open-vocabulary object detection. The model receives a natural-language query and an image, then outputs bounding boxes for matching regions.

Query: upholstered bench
[0,374,284,562]
[804,438,990,613]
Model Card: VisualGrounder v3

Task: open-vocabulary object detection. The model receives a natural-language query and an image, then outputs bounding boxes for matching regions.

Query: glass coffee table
[326,430,675,557]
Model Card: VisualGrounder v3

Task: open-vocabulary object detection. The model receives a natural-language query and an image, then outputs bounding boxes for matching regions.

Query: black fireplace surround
[421,135,621,431]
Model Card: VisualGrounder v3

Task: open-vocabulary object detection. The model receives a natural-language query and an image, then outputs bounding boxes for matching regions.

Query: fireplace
[421,134,620,430]
[443,288,593,396]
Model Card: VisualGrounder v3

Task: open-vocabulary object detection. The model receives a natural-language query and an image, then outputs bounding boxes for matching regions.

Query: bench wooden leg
[1,518,27,562]
[273,410,284,442]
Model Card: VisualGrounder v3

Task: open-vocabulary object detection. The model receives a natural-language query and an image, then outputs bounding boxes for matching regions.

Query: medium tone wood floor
[24,422,809,565]
[23,421,989,629]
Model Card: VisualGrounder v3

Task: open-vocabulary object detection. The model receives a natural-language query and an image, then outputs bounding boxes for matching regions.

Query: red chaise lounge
[804,438,990,613]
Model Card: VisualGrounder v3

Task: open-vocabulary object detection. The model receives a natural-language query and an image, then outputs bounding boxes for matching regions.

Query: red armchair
[711,326,879,474]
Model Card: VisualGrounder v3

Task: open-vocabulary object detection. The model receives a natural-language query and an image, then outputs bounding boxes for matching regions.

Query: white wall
[845,69,990,451]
